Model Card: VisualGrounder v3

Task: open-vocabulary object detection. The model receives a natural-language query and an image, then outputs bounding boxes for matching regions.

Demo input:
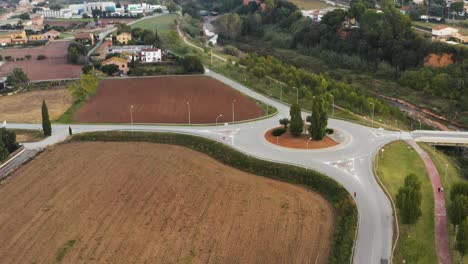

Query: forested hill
[191,0,467,126]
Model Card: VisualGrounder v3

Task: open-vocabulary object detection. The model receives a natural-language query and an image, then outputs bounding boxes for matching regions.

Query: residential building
[44,29,60,39]
[116,32,131,44]
[0,30,28,45]
[29,34,47,41]
[74,32,94,45]
[127,3,165,15]
[451,32,468,43]
[102,56,129,74]
[399,6,410,14]
[108,45,152,61]
[141,48,162,63]
[432,25,459,40]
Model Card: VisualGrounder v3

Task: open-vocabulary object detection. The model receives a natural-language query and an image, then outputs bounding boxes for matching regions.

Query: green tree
[289,103,303,137]
[450,2,464,13]
[0,128,19,153]
[396,174,422,225]
[181,56,204,73]
[42,100,52,137]
[116,23,131,34]
[68,70,99,102]
[448,195,468,229]
[309,97,328,140]
[6,68,29,88]
[279,118,290,129]
[213,13,242,40]
[0,139,8,162]
[67,46,79,64]
[166,2,177,13]
[456,218,468,260]
[101,64,120,76]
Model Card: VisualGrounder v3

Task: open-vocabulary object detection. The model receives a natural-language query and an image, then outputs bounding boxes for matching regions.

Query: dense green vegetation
[42,100,52,137]
[71,131,357,264]
[0,128,20,162]
[198,0,467,127]
[376,141,436,263]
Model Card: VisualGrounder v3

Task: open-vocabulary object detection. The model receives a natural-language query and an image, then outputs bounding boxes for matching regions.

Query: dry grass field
[0,142,333,264]
[0,89,73,123]
[290,0,331,9]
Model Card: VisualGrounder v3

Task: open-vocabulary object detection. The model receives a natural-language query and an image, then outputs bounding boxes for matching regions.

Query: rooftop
[102,56,128,64]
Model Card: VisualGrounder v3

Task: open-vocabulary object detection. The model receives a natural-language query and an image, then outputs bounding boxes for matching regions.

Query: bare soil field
[0,41,82,81]
[0,142,333,264]
[44,20,89,28]
[0,89,73,123]
[73,76,265,124]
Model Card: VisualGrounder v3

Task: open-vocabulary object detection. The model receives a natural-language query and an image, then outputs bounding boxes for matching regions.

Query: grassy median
[376,141,436,264]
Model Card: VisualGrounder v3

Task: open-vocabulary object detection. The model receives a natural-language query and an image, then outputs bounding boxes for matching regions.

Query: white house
[432,25,459,39]
[140,48,162,63]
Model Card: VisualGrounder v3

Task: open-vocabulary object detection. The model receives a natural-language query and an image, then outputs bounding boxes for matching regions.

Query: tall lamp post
[186,101,191,125]
[306,137,312,149]
[278,82,283,102]
[292,86,298,104]
[369,102,375,128]
[216,114,223,126]
[130,105,134,132]
[418,119,422,130]
[232,100,236,123]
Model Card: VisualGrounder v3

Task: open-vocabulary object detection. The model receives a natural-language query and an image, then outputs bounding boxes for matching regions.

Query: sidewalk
[406,140,452,264]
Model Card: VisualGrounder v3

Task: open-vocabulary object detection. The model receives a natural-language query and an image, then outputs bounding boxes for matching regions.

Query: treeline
[239,54,392,116]
[0,129,19,162]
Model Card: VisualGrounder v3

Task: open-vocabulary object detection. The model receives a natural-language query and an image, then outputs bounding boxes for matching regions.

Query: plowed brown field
[73,76,265,124]
[0,41,82,81]
[0,142,333,264]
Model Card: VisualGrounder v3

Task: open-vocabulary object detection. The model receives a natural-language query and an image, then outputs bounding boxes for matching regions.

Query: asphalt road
[5,70,398,264]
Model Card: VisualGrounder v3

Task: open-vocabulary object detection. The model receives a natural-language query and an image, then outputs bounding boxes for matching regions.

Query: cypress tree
[42,100,52,137]
[309,97,328,140]
[396,174,422,225]
[0,139,8,162]
[289,103,303,137]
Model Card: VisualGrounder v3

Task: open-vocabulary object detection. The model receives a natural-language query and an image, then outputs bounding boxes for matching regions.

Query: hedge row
[70,131,357,263]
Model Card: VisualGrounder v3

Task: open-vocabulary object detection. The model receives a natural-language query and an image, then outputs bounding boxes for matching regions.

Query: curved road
[6,70,403,263]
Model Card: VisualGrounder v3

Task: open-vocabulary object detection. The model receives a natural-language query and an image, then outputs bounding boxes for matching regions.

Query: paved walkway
[406,140,452,264]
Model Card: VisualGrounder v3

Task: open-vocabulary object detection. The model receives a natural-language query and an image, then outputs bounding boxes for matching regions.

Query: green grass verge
[376,141,437,263]
[70,131,357,264]
[55,101,82,123]
[419,143,468,264]
[130,14,178,34]
[9,129,43,143]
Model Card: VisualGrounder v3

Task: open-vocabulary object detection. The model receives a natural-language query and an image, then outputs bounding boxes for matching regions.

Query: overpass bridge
[411,130,468,146]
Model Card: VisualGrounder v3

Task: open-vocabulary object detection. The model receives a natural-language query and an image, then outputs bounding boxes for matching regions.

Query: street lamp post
[369,102,375,128]
[292,86,298,104]
[306,137,313,149]
[232,100,236,122]
[186,102,191,125]
[445,163,448,181]
[130,105,134,132]
[381,148,385,158]
[418,119,422,130]
[216,114,223,126]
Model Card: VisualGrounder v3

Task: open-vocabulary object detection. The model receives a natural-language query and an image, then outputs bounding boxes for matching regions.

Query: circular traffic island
[265,127,343,150]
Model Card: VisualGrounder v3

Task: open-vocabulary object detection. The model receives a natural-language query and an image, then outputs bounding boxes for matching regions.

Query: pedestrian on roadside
[69,126,72,135]
[353,192,356,198]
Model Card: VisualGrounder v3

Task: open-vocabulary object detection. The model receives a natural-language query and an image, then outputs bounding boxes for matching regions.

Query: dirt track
[73,76,265,124]
[0,142,333,264]
[0,41,82,81]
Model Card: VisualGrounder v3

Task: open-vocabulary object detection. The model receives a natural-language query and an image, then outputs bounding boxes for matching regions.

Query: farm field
[0,89,73,123]
[290,0,331,9]
[73,76,265,124]
[0,142,333,263]
[130,13,178,33]
[0,41,82,81]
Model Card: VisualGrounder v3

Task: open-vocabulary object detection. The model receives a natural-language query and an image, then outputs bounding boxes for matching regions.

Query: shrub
[271,127,286,137]
[25,55,32,60]
[326,128,334,134]
[37,54,46,60]
[5,56,13,61]
[223,45,240,56]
